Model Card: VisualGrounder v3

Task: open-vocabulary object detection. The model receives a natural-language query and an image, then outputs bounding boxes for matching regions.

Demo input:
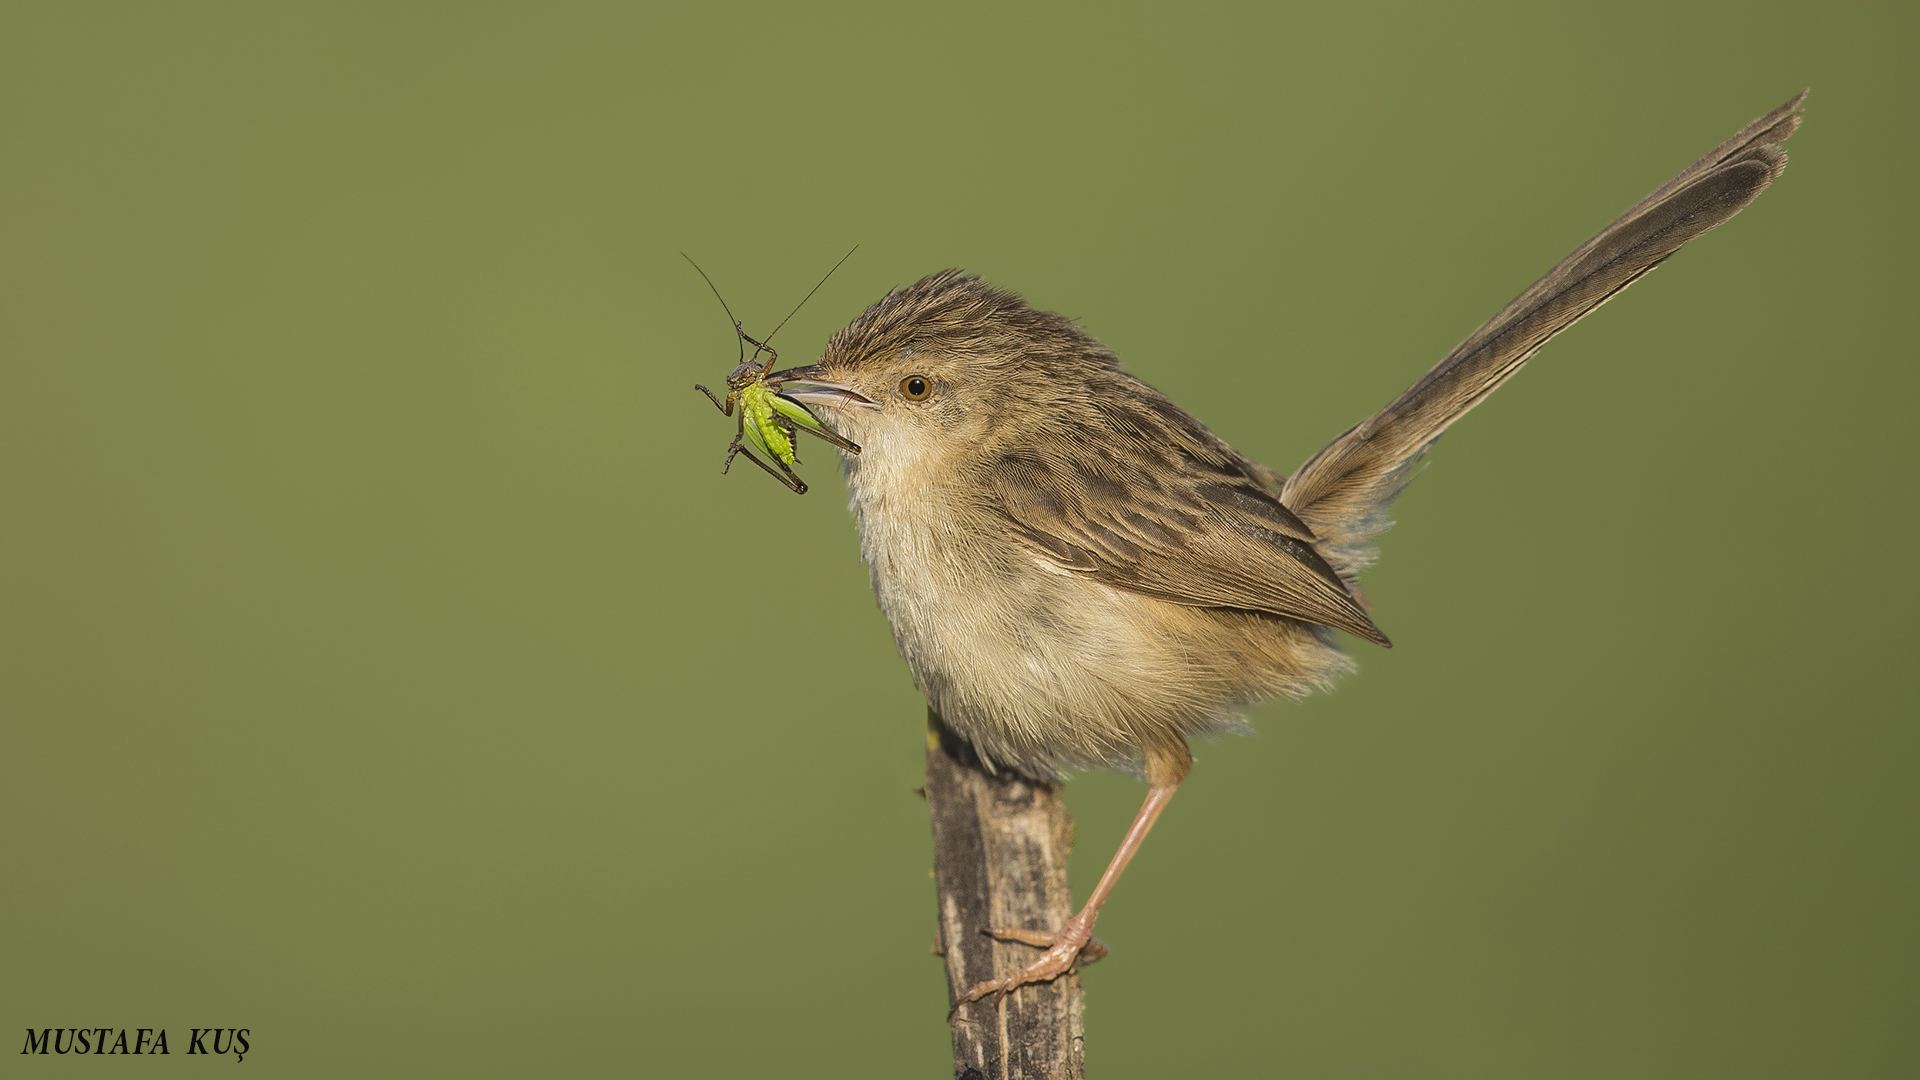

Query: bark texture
[926,709,1085,1080]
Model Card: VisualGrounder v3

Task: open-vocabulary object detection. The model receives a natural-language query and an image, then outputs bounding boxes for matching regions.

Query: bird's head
[772,271,1120,476]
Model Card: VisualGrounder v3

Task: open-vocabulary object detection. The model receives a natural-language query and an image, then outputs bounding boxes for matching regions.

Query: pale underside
[832,409,1351,779]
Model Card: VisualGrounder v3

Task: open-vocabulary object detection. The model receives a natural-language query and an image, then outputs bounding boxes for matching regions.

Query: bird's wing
[987,422,1392,646]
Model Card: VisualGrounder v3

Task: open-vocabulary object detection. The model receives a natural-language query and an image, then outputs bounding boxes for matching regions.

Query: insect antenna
[680,252,747,366]
[757,244,860,359]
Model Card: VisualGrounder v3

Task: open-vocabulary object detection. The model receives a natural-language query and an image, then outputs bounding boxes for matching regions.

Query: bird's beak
[769,364,879,410]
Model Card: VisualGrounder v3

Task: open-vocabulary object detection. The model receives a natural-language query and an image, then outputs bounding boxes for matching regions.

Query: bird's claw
[947,922,1108,1019]
[984,925,1109,964]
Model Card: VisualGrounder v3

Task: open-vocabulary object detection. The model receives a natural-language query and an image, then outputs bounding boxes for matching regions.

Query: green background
[3,1,1914,1075]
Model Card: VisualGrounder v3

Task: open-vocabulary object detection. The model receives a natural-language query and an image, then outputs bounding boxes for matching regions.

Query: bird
[772,92,1804,1008]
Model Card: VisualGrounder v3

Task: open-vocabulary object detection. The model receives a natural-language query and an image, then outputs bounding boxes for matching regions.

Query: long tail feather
[1281,92,1805,575]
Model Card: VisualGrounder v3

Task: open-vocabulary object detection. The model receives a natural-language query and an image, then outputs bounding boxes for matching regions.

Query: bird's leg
[954,775,1182,1010]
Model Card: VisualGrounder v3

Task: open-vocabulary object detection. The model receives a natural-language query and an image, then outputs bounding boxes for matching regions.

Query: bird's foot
[950,917,1109,1016]
[983,925,1109,965]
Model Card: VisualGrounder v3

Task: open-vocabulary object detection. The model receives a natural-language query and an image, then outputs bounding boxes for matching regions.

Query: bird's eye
[900,375,932,401]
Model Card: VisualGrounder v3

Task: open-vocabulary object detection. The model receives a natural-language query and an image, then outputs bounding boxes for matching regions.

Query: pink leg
[953,779,1181,1012]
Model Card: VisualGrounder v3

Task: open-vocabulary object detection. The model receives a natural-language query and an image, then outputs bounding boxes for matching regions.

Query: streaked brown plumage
[778,92,1804,1007]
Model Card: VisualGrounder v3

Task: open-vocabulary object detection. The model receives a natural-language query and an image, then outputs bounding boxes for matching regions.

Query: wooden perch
[925,709,1086,1080]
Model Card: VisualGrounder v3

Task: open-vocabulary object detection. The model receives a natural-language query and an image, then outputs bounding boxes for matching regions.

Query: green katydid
[687,251,861,495]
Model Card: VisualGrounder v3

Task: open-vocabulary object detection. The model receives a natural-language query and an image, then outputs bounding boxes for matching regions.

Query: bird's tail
[1280,92,1804,580]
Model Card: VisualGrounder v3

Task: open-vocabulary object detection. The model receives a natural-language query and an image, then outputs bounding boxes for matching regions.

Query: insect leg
[736,442,807,494]
[695,383,734,416]
[737,329,779,377]
[777,415,801,465]
[718,412,748,473]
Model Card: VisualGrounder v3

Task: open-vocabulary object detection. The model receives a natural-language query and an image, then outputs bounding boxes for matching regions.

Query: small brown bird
[776,93,1803,1007]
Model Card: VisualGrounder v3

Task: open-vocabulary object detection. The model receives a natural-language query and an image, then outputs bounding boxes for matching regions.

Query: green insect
[687,251,861,495]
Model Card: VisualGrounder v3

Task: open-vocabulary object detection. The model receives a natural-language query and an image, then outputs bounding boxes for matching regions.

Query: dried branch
[925,710,1086,1080]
